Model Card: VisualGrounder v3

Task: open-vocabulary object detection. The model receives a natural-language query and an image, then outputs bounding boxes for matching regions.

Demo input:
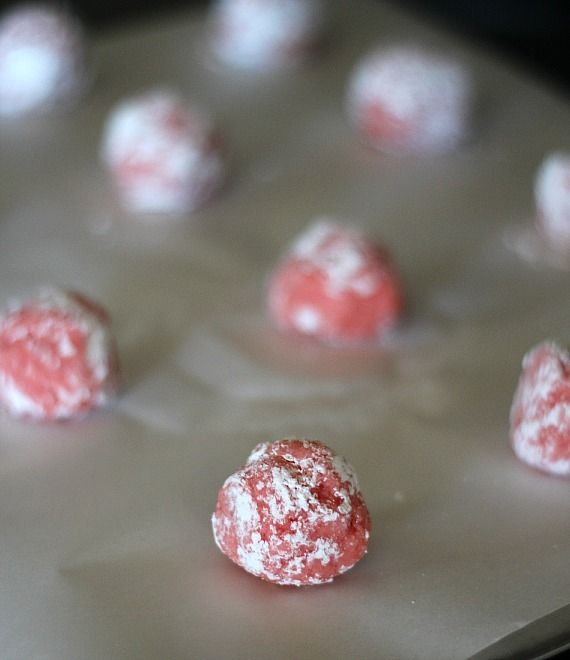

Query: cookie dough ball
[0,3,87,117]
[0,288,120,421]
[212,438,371,585]
[346,45,472,154]
[534,152,570,250]
[510,341,570,476]
[101,89,226,215]
[209,0,324,72]
[268,219,404,344]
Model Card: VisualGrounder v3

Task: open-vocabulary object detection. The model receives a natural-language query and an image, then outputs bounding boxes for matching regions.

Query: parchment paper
[0,2,569,659]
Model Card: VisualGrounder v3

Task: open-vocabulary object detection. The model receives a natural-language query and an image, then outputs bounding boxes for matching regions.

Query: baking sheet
[0,2,569,659]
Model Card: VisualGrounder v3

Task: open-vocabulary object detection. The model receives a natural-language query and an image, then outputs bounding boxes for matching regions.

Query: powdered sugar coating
[0,288,119,421]
[535,152,570,250]
[101,89,226,215]
[209,0,324,71]
[510,342,570,476]
[268,219,404,343]
[0,3,87,117]
[346,45,472,154]
[212,438,371,585]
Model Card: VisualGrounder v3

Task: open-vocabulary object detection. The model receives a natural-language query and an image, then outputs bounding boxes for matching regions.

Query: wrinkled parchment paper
[0,2,569,659]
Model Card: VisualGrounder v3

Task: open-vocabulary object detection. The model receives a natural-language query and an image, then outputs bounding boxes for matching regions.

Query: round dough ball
[101,89,226,215]
[0,3,87,117]
[0,288,120,421]
[209,0,324,72]
[346,45,472,154]
[268,219,404,344]
[212,438,371,585]
[534,152,570,250]
[510,341,570,476]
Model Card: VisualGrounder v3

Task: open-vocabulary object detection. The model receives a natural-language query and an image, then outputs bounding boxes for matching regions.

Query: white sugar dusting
[0,288,118,419]
[269,464,313,520]
[212,475,267,575]
[347,45,471,153]
[0,374,44,418]
[535,152,570,249]
[237,531,267,575]
[214,439,369,584]
[331,453,359,492]
[210,0,323,71]
[514,401,570,475]
[36,288,115,389]
[0,5,86,116]
[292,306,321,333]
[307,538,341,565]
[101,90,225,214]
[510,342,570,475]
[247,441,270,464]
[290,219,383,297]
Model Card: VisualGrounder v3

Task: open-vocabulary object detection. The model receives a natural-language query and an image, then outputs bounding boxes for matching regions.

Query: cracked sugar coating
[535,152,570,250]
[101,89,226,215]
[267,219,404,343]
[510,342,570,476]
[346,45,472,154]
[212,438,371,585]
[209,0,324,71]
[0,288,119,421]
[0,3,87,117]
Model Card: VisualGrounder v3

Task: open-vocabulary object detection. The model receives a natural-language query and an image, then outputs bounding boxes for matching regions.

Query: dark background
[0,0,568,92]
